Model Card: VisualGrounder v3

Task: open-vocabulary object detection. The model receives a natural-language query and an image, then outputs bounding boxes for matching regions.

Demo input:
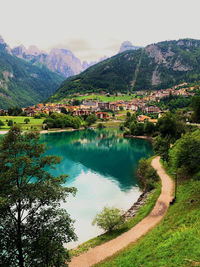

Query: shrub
[92,207,125,232]
[137,158,159,191]
[7,120,13,126]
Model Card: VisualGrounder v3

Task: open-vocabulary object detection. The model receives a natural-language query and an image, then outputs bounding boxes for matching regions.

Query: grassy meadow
[0,116,44,131]
[63,94,137,103]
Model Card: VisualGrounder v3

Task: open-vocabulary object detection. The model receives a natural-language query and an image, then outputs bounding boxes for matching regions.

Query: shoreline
[124,134,154,142]
[0,127,84,135]
[123,191,150,219]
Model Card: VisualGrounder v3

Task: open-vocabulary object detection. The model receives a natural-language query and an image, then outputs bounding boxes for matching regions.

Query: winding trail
[69,156,173,267]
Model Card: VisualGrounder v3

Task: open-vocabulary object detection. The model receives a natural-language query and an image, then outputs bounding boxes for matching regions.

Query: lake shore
[124,134,154,142]
[0,127,84,135]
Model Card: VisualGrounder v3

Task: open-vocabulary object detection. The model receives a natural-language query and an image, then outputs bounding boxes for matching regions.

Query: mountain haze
[0,37,64,109]
[50,39,200,101]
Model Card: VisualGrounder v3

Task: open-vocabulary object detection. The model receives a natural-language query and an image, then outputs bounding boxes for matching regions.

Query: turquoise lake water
[40,129,153,247]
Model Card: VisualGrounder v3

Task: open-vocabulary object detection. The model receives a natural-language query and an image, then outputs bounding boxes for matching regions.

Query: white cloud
[0,0,200,61]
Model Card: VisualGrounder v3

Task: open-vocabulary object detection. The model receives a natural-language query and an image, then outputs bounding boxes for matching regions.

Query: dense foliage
[169,130,200,179]
[137,158,159,191]
[44,113,82,129]
[0,127,77,266]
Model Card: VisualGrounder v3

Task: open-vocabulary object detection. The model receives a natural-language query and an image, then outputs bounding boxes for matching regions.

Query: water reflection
[41,129,153,191]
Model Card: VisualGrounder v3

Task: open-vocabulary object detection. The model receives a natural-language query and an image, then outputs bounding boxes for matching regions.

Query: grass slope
[95,179,200,267]
[0,116,44,131]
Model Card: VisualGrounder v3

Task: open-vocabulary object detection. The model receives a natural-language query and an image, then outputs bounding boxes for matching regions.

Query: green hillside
[96,178,200,267]
[0,43,64,109]
[50,39,200,101]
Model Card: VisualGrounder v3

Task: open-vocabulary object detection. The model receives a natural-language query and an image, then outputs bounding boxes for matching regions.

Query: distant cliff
[50,39,200,100]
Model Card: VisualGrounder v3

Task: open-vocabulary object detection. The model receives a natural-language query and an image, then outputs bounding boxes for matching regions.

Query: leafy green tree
[126,111,131,117]
[144,120,155,136]
[137,158,159,191]
[61,107,67,114]
[72,99,81,106]
[131,122,144,136]
[86,114,97,126]
[7,120,13,126]
[24,118,30,124]
[153,135,171,162]
[124,114,137,128]
[92,207,125,232]
[119,106,124,111]
[169,130,200,177]
[156,113,185,141]
[0,120,4,128]
[0,127,77,267]
[191,96,200,122]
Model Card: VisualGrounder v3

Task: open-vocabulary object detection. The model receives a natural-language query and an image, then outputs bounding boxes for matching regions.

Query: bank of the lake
[40,128,153,248]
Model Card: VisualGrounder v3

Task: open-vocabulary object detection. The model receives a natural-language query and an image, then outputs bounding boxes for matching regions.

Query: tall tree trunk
[17,200,24,267]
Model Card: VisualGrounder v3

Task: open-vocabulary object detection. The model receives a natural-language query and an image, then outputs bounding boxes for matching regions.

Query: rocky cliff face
[0,36,12,55]
[12,45,83,78]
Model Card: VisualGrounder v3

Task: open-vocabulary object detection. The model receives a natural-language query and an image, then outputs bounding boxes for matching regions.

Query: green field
[96,177,200,267]
[63,94,137,102]
[0,116,44,131]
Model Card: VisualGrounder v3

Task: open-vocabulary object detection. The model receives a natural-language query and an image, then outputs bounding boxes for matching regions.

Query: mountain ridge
[49,38,200,101]
[0,37,64,109]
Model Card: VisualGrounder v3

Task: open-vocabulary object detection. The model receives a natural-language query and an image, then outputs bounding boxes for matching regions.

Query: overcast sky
[0,0,200,62]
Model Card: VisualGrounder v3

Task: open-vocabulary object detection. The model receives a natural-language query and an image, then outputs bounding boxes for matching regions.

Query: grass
[70,182,161,258]
[62,94,137,103]
[95,178,200,266]
[0,116,44,131]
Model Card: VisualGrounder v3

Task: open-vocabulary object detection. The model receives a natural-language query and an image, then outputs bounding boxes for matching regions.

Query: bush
[137,158,159,191]
[0,120,4,128]
[169,130,200,177]
[7,120,13,126]
[92,207,125,232]
[97,123,105,129]
[153,135,171,162]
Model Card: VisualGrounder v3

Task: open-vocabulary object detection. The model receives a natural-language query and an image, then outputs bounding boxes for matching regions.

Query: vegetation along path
[69,156,174,267]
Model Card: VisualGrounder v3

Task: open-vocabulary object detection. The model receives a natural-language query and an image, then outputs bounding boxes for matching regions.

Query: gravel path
[69,156,174,267]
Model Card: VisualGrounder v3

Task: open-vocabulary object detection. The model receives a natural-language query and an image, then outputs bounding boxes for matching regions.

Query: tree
[137,158,159,191]
[144,120,155,136]
[126,111,131,117]
[85,114,97,126]
[191,96,200,122]
[24,118,30,124]
[0,120,4,128]
[61,107,67,114]
[156,112,185,141]
[153,135,171,162]
[0,127,77,266]
[7,120,13,126]
[92,207,125,232]
[169,130,200,177]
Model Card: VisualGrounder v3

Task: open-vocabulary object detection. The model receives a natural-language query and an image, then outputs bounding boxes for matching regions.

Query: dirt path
[69,156,174,267]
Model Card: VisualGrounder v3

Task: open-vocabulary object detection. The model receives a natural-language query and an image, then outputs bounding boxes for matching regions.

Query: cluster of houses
[0,83,196,120]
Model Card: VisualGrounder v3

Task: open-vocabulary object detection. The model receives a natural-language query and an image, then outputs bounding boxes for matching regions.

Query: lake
[40,128,153,247]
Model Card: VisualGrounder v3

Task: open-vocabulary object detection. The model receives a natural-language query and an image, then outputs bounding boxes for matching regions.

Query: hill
[0,39,64,109]
[96,178,200,267]
[50,39,200,101]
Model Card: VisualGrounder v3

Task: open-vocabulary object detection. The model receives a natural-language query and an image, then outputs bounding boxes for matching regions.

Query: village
[0,83,196,123]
